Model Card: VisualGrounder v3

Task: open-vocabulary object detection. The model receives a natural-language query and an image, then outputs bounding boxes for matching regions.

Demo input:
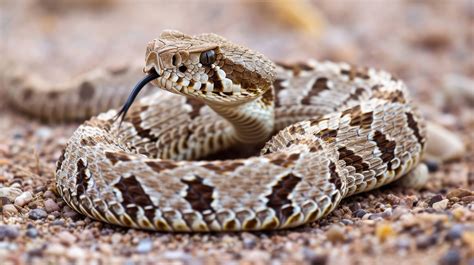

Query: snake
[4,30,426,232]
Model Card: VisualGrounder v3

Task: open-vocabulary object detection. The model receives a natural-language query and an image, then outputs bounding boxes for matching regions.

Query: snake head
[144,30,276,105]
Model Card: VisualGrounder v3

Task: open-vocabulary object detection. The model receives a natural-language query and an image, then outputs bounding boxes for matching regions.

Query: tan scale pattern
[5,30,426,232]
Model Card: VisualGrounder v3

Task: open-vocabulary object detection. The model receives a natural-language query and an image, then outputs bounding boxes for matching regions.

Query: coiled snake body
[5,31,426,231]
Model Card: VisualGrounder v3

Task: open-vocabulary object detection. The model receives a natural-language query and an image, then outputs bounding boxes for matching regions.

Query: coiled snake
[5,30,426,232]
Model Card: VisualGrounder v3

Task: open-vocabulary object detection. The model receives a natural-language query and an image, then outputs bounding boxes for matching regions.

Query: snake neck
[208,93,275,145]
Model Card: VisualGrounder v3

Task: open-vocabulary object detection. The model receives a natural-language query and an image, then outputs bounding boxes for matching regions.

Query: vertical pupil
[172,54,178,66]
[200,50,215,65]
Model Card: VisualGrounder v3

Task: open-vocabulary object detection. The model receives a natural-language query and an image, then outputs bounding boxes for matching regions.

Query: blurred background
[0,0,473,125]
[0,0,474,145]
[0,0,472,141]
[1,0,472,88]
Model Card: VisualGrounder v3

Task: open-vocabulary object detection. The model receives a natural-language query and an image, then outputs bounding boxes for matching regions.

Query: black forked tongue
[114,69,159,125]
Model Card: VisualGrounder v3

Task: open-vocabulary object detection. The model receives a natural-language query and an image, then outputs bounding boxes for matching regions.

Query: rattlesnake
[4,30,426,232]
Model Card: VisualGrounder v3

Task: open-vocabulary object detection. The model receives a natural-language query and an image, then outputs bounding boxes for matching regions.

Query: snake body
[5,31,426,231]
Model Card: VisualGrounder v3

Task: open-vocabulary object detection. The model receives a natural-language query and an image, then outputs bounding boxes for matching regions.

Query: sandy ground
[0,0,473,264]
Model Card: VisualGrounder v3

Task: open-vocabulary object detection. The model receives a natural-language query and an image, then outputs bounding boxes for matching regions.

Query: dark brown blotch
[315,128,338,143]
[372,131,397,170]
[328,162,343,190]
[261,88,274,106]
[337,147,370,173]
[371,85,406,103]
[181,175,214,212]
[75,159,89,197]
[288,124,305,135]
[405,112,424,148]
[145,160,177,173]
[185,97,205,119]
[301,77,329,105]
[105,151,132,165]
[79,81,95,100]
[266,173,301,220]
[114,175,155,221]
[201,162,244,174]
[342,105,373,130]
[341,66,370,80]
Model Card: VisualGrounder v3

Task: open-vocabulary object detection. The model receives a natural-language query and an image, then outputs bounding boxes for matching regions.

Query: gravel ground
[1,0,473,264]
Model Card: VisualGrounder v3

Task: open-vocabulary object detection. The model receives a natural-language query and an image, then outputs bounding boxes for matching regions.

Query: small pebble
[302,248,327,265]
[368,213,383,220]
[461,196,474,203]
[0,225,19,240]
[26,227,38,238]
[424,122,465,163]
[0,187,22,203]
[325,225,345,244]
[429,194,444,206]
[44,199,59,213]
[243,237,257,249]
[447,188,472,199]
[35,127,53,139]
[432,199,449,210]
[51,220,65,226]
[416,234,438,249]
[28,209,48,220]
[0,196,10,206]
[14,191,33,207]
[58,231,76,246]
[43,190,57,200]
[353,209,367,218]
[439,249,461,265]
[136,238,153,253]
[395,238,411,250]
[446,224,464,241]
[376,223,396,242]
[62,206,81,220]
[341,219,353,225]
[2,204,18,216]
[66,246,86,259]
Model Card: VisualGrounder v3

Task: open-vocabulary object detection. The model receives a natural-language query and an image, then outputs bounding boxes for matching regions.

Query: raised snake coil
[5,30,426,232]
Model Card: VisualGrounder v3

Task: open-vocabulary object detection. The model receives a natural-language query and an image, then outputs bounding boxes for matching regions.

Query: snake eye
[200,50,216,66]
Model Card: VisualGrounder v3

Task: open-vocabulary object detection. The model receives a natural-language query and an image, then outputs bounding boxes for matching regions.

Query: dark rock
[0,225,19,240]
[26,227,39,238]
[416,234,438,249]
[51,220,65,226]
[353,209,367,218]
[429,194,443,206]
[28,208,48,220]
[0,196,11,206]
[341,219,353,225]
[303,248,327,265]
[425,160,439,172]
[446,224,464,241]
[439,249,461,265]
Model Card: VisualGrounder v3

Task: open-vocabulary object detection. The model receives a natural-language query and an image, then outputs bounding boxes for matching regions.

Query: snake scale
[4,30,426,232]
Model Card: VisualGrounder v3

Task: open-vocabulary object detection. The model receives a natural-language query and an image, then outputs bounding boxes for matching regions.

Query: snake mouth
[114,68,160,124]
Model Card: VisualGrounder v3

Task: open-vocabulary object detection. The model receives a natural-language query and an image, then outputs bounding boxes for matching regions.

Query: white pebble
[14,191,33,207]
[433,199,449,210]
[425,122,465,163]
[2,204,18,216]
[0,187,22,202]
